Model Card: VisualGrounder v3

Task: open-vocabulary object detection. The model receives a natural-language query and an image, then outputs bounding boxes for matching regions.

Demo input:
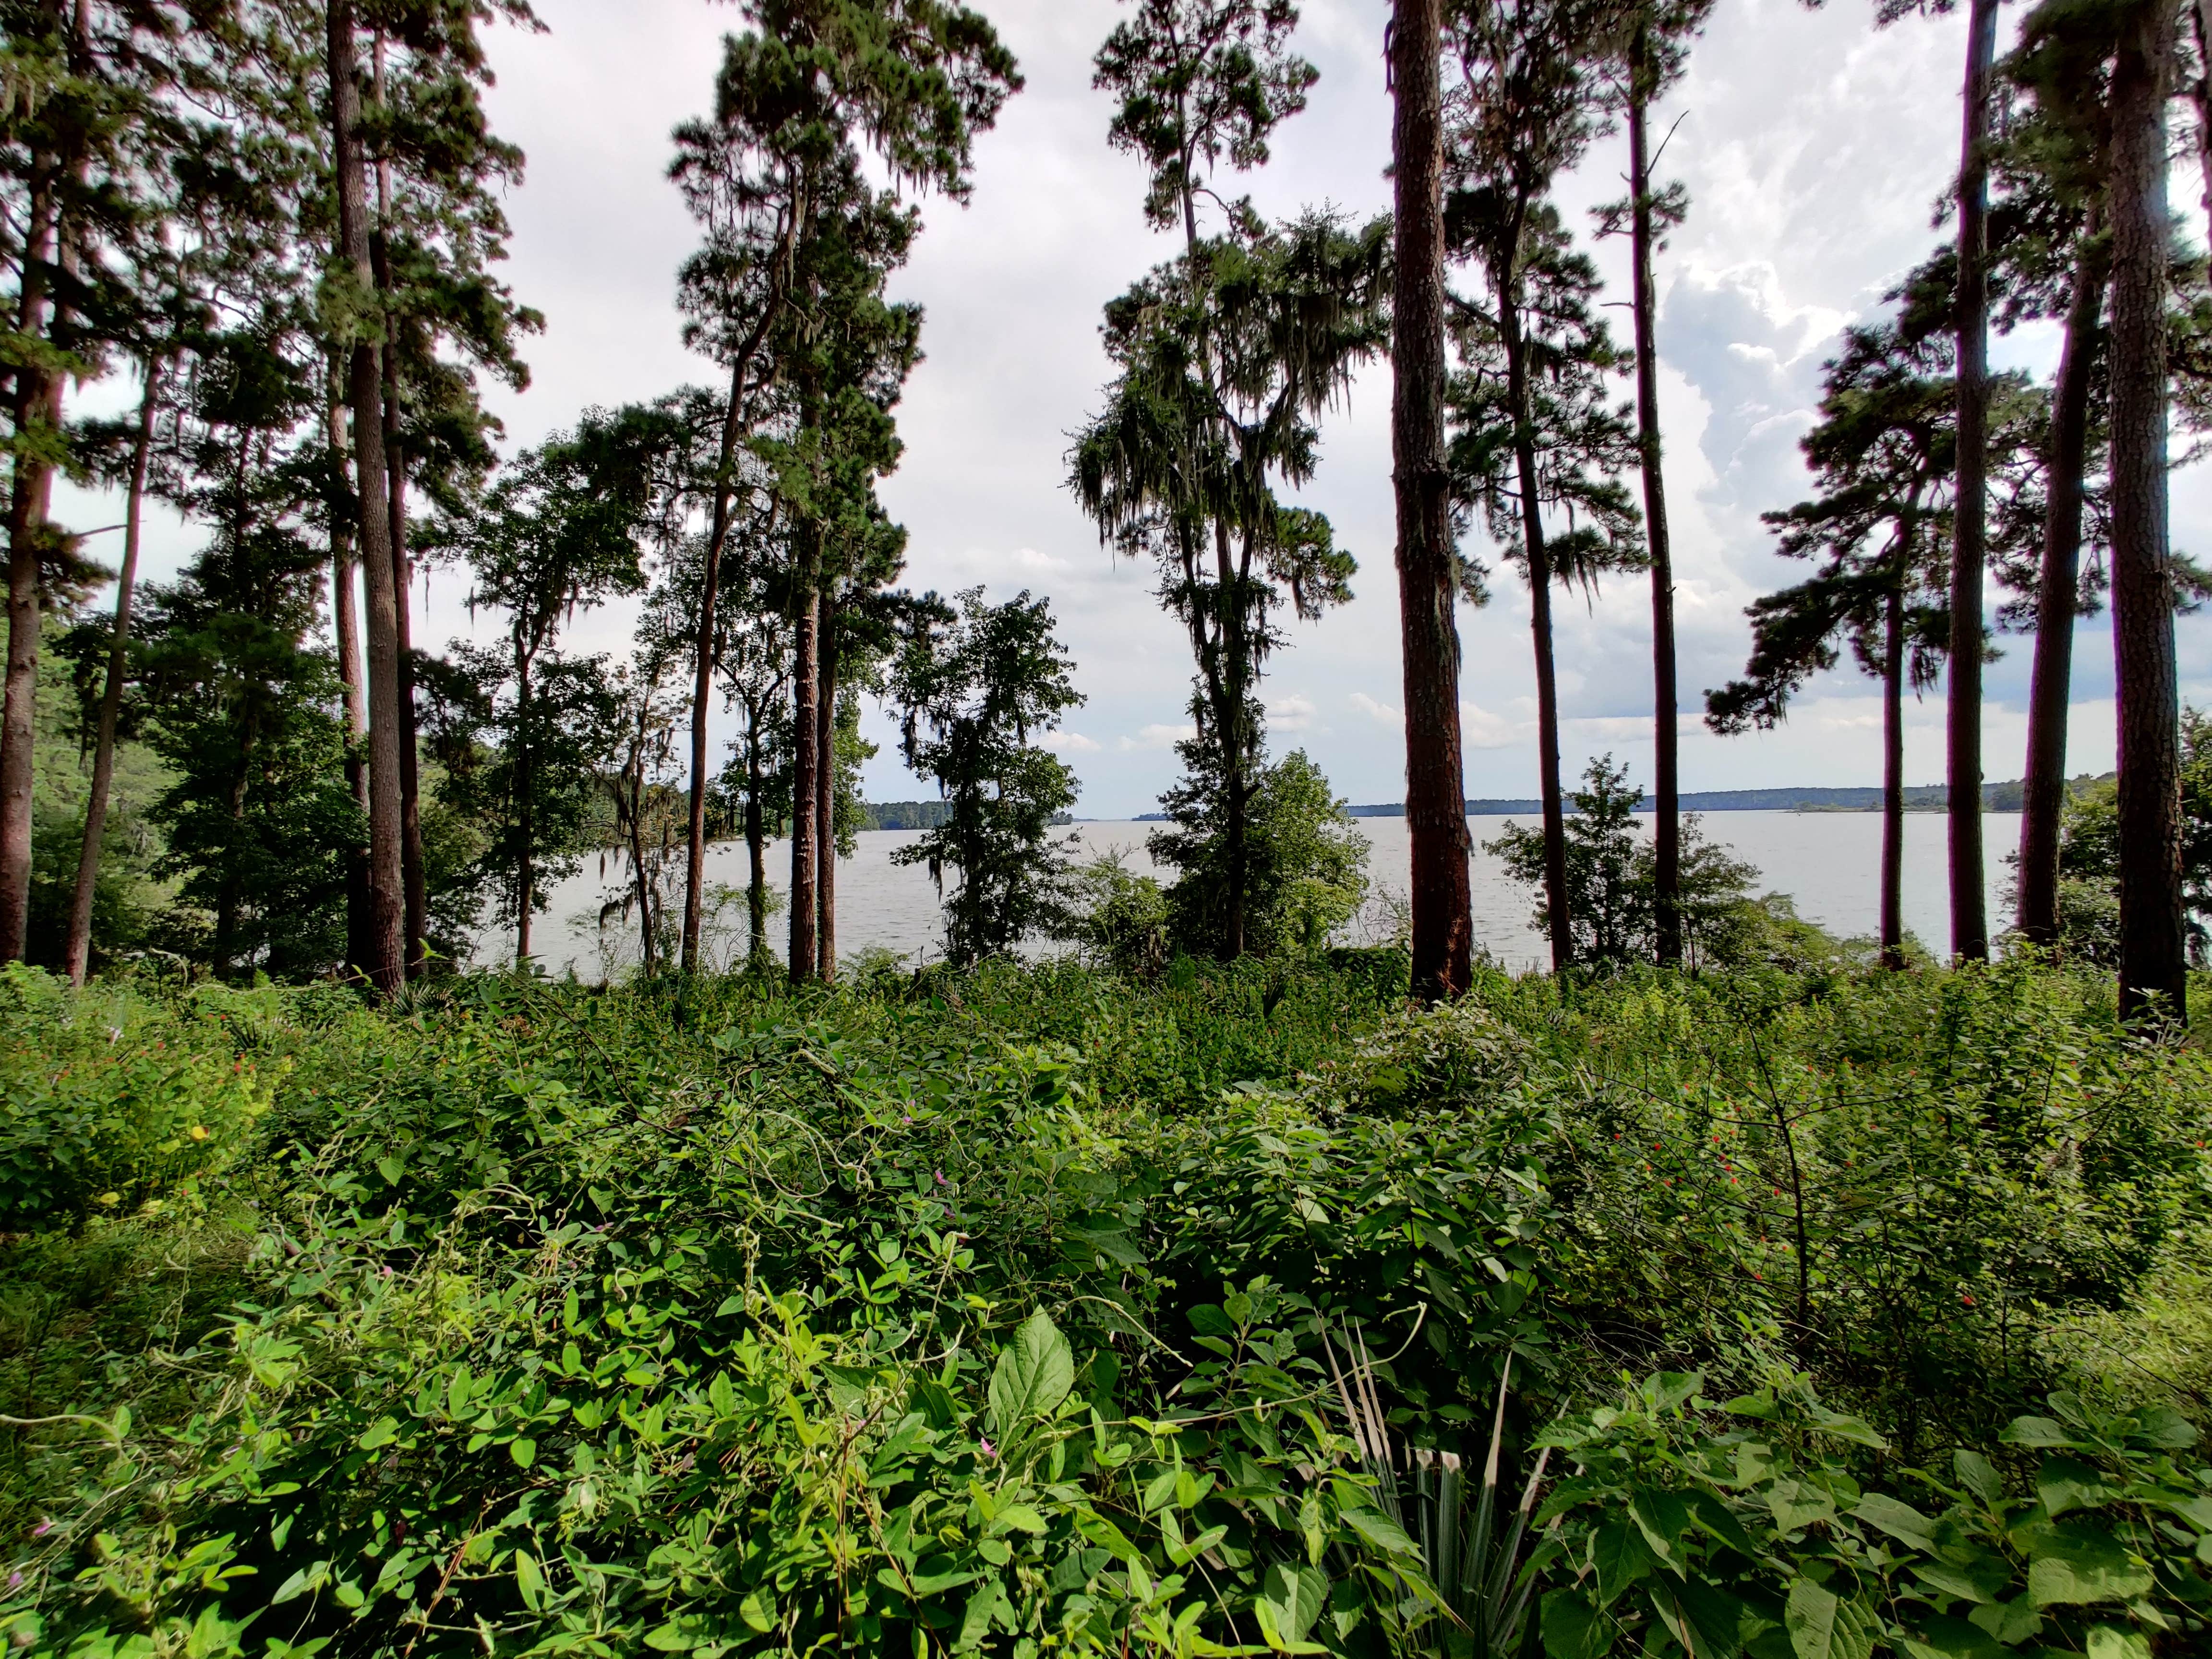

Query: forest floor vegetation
[2,954,2210,1657]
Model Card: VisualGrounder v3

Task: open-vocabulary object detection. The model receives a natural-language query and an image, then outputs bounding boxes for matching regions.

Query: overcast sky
[61,0,2212,817]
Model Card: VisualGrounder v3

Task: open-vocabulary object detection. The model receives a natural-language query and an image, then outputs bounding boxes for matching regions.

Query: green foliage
[1058,848,1172,977]
[1535,1370,2211,1658]
[1485,755,1761,970]
[1152,749,1370,959]
[3,959,2208,1659]
[2043,712,2212,966]
[891,587,1084,967]
[0,966,272,1231]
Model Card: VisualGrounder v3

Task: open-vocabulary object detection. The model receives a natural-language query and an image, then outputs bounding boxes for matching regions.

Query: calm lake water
[518,810,2023,981]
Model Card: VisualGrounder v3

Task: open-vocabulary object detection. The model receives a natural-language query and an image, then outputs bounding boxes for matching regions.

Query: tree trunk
[2016,222,2105,950]
[1882,583,1907,971]
[1217,519,1248,959]
[65,355,163,986]
[683,353,749,973]
[1948,0,1999,964]
[789,580,819,984]
[745,707,768,970]
[390,449,425,973]
[2190,0,2212,226]
[217,715,254,978]
[1389,0,1474,1002]
[2107,0,2188,1018]
[514,645,534,968]
[329,0,406,995]
[1628,64,1681,970]
[329,380,372,980]
[1501,290,1575,975]
[372,33,425,978]
[623,742,655,975]
[681,258,792,972]
[816,595,838,982]
[0,141,61,967]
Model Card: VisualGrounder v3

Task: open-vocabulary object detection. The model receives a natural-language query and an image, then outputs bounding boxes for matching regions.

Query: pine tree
[1600,0,1713,968]
[1707,321,1957,967]
[666,0,1018,978]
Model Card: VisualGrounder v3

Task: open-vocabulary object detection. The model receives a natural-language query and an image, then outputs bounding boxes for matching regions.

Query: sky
[55,0,2212,819]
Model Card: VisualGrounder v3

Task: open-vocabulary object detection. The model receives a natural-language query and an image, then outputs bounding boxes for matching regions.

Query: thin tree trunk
[64,355,163,985]
[1501,290,1575,975]
[514,645,534,968]
[682,267,792,972]
[1882,583,1907,970]
[1390,0,1474,1002]
[623,739,655,975]
[745,708,768,969]
[816,595,838,982]
[2107,0,2188,1018]
[330,0,405,995]
[391,453,425,973]
[330,381,371,979]
[217,716,254,978]
[789,579,819,984]
[2190,0,2212,226]
[0,132,61,966]
[1628,60,1681,970]
[371,38,426,978]
[1216,518,1248,959]
[1948,0,1999,964]
[2016,223,2105,949]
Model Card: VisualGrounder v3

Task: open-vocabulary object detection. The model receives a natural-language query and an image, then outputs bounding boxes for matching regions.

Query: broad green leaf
[1953,1450,2002,1508]
[1338,1506,1420,1558]
[2024,1522,2152,1606]
[1785,1578,1878,1659]
[1541,1589,1615,1659]
[2036,1454,2111,1519]
[1768,1479,1837,1535]
[514,1550,545,1613]
[1593,1521,1656,1606]
[738,1590,775,1633]
[987,1310,1073,1432]
[1965,1597,2040,1645]
[643,1624,691,1652]
[1808,1405,1887,1450]
[1999,1416,2081,1450]
[1256,1563,1329,1649]
[1897,1614,2008,1659]
[2083,1624,2152,1659]
[509,1436,536,1468]
[1852,1493,1936,1552]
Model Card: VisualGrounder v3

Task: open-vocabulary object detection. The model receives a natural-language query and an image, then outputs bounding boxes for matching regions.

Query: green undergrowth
[1,956,2209,1657]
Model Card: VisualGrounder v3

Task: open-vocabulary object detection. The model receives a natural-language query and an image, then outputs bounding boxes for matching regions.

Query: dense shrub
[2,958,2208,1658]
[0,966,275,1230]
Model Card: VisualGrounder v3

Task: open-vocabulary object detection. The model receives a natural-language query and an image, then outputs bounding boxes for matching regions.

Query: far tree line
[0,0,2206,1010]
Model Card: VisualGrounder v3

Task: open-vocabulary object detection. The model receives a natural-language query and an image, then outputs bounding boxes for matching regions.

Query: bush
[1536,1370,2212,1658]
[0,966,274,1231]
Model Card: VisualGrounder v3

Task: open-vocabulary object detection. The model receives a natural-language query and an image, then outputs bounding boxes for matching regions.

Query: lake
[520,809,2024,980]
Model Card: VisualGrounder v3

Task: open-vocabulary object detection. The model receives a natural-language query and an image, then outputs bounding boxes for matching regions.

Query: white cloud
[1120,723,1196,752]
[1460,702,1521,750]
[1350,692,1400,724]
[1041,729,1101,753]
[1268,693,1320,732]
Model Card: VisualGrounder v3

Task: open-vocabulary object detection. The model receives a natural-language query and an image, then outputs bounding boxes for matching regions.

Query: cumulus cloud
[1120,723,1196,752]
[1267,693,1321,732]
[1349,692,1400,724]
[1041,730,1101,754]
